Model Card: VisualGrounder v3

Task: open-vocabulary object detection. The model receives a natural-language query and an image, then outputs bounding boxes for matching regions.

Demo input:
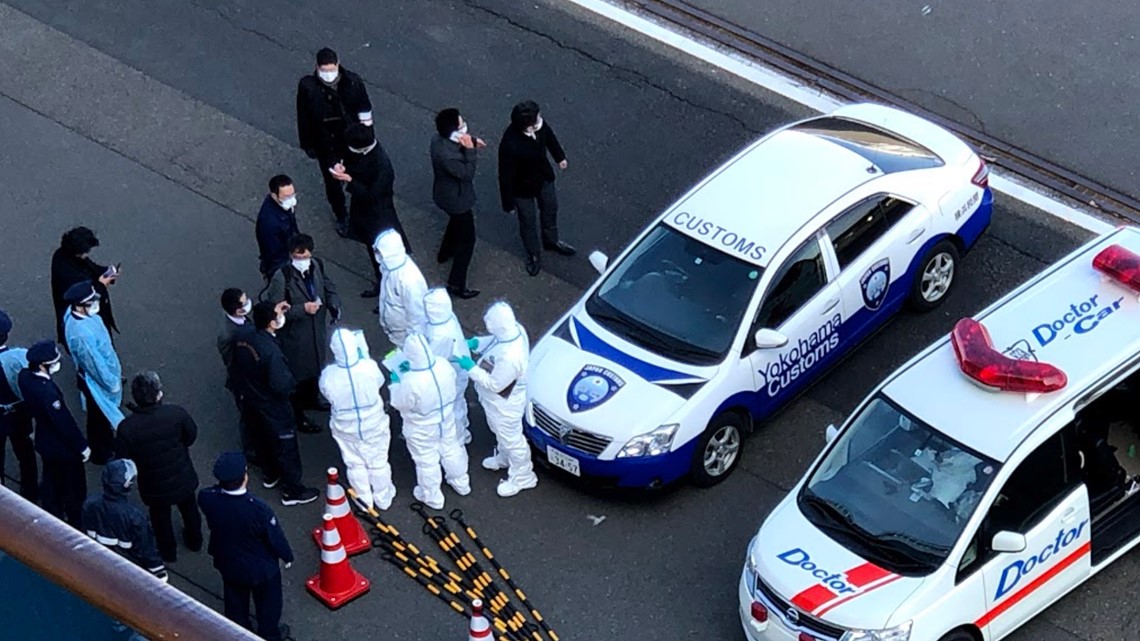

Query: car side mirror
[991,531,1027,554]
[588,251,609,275]
[825,424,839,444]
[753,328,788,349]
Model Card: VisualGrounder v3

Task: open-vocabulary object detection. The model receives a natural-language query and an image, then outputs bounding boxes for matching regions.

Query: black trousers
[438,210,476,290]
[231,389,259,464]
[290,377,320,425]
[514,180,559,259]
[41,458,86,527]
[223,572,283,641]
[148,494,203,562]
[317,154,348,223]
[79,382,115,465]
[249,403,304,494]
[0,410,39,502]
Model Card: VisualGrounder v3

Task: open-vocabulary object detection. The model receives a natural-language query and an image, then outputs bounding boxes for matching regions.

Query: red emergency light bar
[950,318,1067,393]
[1093,243,1140,292]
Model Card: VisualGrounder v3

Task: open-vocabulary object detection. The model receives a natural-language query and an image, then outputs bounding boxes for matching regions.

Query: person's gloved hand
[455,355,477,371]
[389,371,400,384]
[398,361,410,373]
[284,562,293,570]
[466,337,481,352]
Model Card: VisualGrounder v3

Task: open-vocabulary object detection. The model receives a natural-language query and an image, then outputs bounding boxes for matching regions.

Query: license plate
[547,446,580,476]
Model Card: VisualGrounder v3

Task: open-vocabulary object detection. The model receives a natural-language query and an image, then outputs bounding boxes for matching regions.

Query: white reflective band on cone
[469,598,491,640]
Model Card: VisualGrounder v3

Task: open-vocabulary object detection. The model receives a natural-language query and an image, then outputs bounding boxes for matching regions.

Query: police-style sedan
[525,103,994,489]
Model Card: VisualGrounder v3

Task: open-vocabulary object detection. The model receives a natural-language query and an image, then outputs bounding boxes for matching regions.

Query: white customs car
[525,103,993,488]
[741,227,1140,641]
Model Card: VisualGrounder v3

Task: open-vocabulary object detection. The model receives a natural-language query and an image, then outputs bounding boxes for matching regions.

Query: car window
[825,196,914,269]
[754,237,827,329]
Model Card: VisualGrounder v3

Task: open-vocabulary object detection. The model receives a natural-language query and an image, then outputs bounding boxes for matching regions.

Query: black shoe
[297,418,323,434]
[335,221,349,238]
[184,536,203,553]
[262,476,280,489]
[525,256,540,277]
[544,241,577,256]
[244,452,261,468]
[160,551,177,564]
[312,399,331,412]
[447,286,480,300]
[360,284,380,298]
[281,487,320,506]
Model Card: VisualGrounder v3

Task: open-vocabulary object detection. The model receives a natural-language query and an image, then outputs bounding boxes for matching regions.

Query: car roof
[883,227,1140,463]
[661,129,881,268]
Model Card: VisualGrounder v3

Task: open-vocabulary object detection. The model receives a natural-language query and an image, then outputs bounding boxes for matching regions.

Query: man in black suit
[198,452,294,641]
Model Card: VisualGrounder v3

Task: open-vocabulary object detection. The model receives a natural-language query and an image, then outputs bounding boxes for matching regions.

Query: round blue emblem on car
[860,259,891,311]
[567,366,625,413]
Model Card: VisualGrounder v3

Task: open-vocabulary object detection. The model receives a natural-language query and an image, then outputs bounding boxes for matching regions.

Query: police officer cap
[213,451,247,484]
[26,340,60,365]
[0,310,11,335]
[63,281,99,305]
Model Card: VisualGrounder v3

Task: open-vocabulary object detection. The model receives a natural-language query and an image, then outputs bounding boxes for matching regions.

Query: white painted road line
[564,0,1117,235]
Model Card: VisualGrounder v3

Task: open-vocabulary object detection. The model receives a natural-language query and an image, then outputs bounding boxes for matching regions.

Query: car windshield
[585,224,761,365]
[799,394,999,576]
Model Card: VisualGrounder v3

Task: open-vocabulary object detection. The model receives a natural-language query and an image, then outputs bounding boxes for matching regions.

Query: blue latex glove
[389,371,400,384]
[466,337,480,352]
[455,355,477,371]
[398,361,410,373]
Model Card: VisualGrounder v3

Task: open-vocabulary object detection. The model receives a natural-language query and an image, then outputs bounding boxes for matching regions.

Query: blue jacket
[64,311,124,428]
[18,369,87,461]
[255,195,300,278]
[198,485,294,584]
[82,460,167,580]
[0,346,27,401]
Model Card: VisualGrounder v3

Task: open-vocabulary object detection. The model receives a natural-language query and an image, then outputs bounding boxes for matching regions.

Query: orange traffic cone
[312,467,371,556]
[306,513,371,609]
[468,599,491,640]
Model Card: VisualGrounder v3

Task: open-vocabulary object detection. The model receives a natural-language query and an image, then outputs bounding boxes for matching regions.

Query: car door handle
[1061,507,1078,524]
[907,227,926,244]
[821,297,839,314]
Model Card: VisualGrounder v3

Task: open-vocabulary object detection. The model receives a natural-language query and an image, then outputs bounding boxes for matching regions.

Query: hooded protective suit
[319,328,395,510]
[423,289,472,445]
[389,333,469,509]
[374,230,428,347]
[81,459,168,581]
[465,302,537,497]
[64,309,124,428]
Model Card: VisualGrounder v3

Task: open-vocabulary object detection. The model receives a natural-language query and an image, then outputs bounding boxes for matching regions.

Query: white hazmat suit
[389,333,470,509]
[373,229,428,348]
[462,302,537,498]
[423,288,472,446]
[318,328,396,510]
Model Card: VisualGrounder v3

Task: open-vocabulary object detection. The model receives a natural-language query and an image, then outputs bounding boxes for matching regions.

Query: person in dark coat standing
[264,233,340,433]
[331,123,412,298]
[50,226,122,346]
[114,371,203,563]
[217,288,259,465]
[0,310,39,501]
[18,341,89,526]
[498,100,577,277]
[255,175,301,280]
[296,47,374,238]
[199,452,293,641]
[431,108,483,300]
[81,458,169,582]
[231,302,319,506]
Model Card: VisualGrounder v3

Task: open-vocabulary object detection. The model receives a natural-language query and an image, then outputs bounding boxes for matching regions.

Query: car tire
[937,628,978,641]
[690,413,745,488]
[908,239,960,312]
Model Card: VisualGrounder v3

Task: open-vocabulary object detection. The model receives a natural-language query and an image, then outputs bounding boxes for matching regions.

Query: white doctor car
[524,103,993,488]
[740,227,1140,641]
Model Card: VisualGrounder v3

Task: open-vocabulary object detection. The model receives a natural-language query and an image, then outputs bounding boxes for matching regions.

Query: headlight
[841,621,912,641]
[616,424,679,458]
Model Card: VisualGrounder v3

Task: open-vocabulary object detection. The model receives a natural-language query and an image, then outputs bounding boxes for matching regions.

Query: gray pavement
[0,1,1132,640]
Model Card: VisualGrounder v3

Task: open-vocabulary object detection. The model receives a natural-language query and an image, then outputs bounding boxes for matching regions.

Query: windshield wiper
[801,493,933,573]
[587,306,675,352]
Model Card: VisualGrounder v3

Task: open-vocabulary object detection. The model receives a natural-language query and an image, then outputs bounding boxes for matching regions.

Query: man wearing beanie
[296,47,374,237]
[18,340,89,526]
[0,310,39,501]
[198,451,293,641]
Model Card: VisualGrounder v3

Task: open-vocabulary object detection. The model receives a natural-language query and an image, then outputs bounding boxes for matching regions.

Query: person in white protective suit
[423,288,472,446]
[388,333,470,510]
[373,229,428,348]
[455,301,537,498]
[318,328,396,510]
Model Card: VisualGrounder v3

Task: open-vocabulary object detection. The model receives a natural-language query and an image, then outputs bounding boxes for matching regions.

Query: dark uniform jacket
[232,330,296,432]
[430,134,478,215]
[265,259,341,382]
[198,485,294,584]
[18,369,87,461]
[296,68,373,159]
[82,461,167,580]
[115,403,200,506]
[344,143,398,245]
[255,196,300,278]
[216,316,254,393]
[497,122,566,211]
[50,249,119,343]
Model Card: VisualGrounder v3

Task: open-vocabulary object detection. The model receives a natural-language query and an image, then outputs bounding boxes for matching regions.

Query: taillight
[750,601,768,622]
[1093,244,1140,293]
[951,318,1067,393]
[971,158,990,188]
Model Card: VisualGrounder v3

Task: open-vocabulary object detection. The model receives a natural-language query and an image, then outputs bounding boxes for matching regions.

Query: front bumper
[524,419,696,488]
[739,570,798,641]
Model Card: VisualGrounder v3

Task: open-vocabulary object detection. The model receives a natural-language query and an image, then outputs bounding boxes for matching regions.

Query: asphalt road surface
[0,1,1132,640]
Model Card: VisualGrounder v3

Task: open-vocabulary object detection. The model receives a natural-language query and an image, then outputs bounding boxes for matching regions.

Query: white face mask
[275,314,287,329]
[240,299,252,315]
[86,301,101,316]
[292,258,311,273]
[280,195,297,210]
[318,69,338,83]
[48,361,62,375]
[458,123,469,135]
[526,115,544,134]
